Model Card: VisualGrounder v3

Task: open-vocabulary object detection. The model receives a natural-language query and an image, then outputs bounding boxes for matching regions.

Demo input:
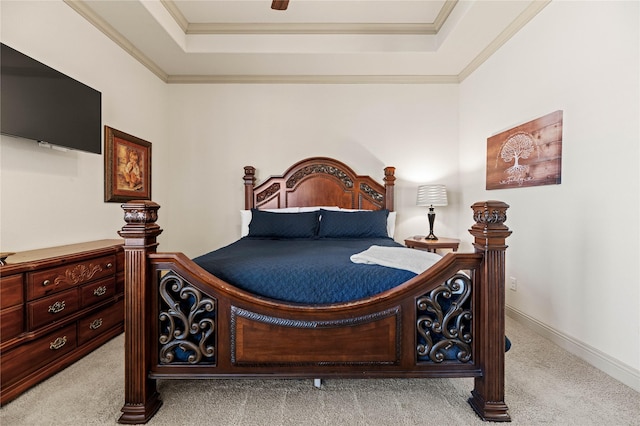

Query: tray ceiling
[65,0,550,83]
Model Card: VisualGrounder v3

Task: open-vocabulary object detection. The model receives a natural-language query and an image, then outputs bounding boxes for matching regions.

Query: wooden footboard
[117,199,511,424]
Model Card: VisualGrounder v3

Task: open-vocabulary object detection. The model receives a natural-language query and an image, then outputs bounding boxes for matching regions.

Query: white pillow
[387,211,397,238]
[240,207,300,237]
[298,206,340,212]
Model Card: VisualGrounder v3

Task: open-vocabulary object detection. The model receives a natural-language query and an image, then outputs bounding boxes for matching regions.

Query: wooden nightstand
[404,236,460,253]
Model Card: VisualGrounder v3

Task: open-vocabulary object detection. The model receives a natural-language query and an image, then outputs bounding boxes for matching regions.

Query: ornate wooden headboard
[243,157,396,211]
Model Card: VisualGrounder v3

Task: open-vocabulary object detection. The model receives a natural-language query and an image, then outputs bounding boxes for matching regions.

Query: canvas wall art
[486,110,563,190]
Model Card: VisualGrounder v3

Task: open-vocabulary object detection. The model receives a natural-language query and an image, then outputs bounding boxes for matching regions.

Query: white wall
[166,84,460,257]
[0,0,170,252]
[459,1,639,389]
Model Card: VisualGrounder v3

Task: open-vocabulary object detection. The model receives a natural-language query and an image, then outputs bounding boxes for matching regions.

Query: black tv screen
[1,43,102,154]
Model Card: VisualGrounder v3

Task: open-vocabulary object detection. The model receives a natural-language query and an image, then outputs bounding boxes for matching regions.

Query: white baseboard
[506,305,640,392]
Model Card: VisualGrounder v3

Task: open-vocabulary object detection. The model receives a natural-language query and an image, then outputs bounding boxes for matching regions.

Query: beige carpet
[1,317,639,425]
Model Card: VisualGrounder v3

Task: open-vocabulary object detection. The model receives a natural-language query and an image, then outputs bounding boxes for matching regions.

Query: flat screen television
[1,43,102,154]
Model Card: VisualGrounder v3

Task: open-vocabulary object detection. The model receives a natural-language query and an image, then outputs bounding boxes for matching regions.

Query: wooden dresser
[0,239,124,405]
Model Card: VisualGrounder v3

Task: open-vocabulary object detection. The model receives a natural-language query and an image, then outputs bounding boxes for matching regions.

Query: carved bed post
[384,166,396,211]
[468,200,512,422]
[118,201,163,424]
[244,166,256,209]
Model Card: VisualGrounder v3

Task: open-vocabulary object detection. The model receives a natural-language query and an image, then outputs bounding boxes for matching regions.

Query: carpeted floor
[1,317,638,425]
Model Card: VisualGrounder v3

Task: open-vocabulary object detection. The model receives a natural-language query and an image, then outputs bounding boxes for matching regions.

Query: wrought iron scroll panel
[359,182,383,204]
[158,271,216,365]
[416,273,473,363]
[286,164,354,189]
[256,183,280,204]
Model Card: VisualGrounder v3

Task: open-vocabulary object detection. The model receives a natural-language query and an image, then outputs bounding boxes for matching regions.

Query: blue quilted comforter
[193,237,417,305]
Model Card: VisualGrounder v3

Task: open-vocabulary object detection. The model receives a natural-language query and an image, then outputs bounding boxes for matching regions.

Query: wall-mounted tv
[1,43,102,154]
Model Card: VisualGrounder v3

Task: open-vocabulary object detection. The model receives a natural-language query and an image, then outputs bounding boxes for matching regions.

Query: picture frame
[486,110,563,190]
[104,126,152,202]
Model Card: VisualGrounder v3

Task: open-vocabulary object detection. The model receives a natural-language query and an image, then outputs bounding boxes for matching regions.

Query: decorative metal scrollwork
[89,318,103,330]
[416,273,472,363]
[158,271,216,365]
[359,182,383,202]
[48,301,66,314]
[123,208,158,224]
[473,208,507,225]
[49,336,67,350]
[93,286,107,296]
[286,164,353,188]
[256,183,280,202]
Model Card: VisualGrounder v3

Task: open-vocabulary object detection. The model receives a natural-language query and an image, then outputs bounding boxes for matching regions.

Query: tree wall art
[486,110,563,190]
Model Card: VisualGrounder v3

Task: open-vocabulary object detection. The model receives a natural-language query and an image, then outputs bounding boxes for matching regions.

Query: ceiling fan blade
[271,0,289,10]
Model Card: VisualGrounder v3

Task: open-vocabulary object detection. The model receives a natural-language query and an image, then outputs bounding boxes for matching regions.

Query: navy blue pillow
[318,209,389,238]
[248,209,319,238]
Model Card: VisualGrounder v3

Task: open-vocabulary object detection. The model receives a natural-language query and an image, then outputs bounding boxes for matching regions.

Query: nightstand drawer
[26,255,116,301]
[78,300,124,346]
[0,324,77,389]
[27,288,80,330]
[80,276,116,308]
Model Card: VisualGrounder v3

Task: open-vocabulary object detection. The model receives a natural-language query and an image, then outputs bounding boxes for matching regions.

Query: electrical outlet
[509,277,517,291]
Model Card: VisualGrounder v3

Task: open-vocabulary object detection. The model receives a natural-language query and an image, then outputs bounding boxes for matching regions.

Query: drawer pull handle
[50,336,67,350]
[42,279,51,286]
[48,301,66,314]
[94,286,107,297]
[89,318,103,330]
[106,263,113,269]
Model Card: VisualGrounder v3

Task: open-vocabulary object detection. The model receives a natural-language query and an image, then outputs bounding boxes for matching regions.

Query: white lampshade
[416,185,448,207]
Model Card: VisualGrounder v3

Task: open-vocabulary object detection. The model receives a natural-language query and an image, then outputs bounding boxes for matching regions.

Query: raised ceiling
[65,0,550,84]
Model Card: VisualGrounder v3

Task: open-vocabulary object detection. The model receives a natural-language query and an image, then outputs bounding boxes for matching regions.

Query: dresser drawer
[80,276,116,308]
[0,324,77,388]
[26,255,116,301]
[78,300,124,346]
[27,288,80,330]
[0,305,24,342]
[1,274,23,308]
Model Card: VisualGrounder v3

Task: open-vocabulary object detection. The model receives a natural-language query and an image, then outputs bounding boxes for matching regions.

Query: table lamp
[416,184,448,240]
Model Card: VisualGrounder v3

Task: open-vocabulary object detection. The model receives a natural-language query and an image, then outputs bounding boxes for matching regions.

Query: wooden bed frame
[117,157,512,423]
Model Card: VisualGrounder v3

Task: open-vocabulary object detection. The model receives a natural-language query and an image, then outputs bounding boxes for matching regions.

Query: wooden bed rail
[117,199,511,424]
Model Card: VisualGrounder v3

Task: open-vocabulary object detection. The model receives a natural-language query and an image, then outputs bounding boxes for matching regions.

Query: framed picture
[104,126,152,202]
[486,110,563,190]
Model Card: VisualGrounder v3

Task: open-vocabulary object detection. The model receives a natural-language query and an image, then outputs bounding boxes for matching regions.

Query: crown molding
[458,0,551,82]
[160,0,188,32]
[433,0,458,31]
[161,0,457,35]
[165,74,460,85]
[65,0,548,85]
[65,0,459,84]
[186,23,438,35]
[64,0,169,82]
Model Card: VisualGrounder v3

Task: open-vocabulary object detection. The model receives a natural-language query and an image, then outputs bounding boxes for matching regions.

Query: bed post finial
[244,166,256,209]
[468,200,511,422]
[118,200,163,424]
[384,166,396,211]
